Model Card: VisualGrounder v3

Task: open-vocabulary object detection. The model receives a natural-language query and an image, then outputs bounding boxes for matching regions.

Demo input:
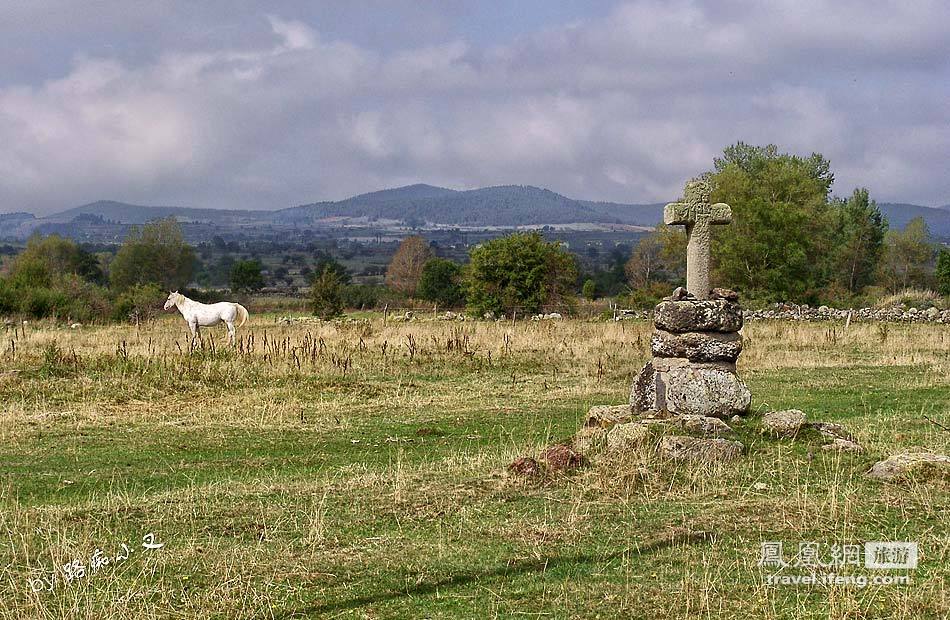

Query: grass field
[1,315,948,619]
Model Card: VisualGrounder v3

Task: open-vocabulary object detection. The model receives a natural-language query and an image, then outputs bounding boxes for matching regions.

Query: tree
[936,248,950,296]
[230,260,265,293]
[624,234,662,290]
[878,217,935,291]
[709,143,835,301]
[465,232,578,316]
[827,188,888,295]
[625,224,686,290]
[8,234,102,287]
[386,235,433,296]
[312,252,350,285]
[310,267,343,319]
[417,258,464,307]
[110,218,195,291]
[581,279,597,300]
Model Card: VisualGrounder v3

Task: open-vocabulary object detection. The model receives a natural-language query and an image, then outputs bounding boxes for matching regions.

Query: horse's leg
[226,320,235,346]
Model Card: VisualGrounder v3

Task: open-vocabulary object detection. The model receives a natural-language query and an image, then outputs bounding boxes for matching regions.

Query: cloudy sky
[1,0,947,214]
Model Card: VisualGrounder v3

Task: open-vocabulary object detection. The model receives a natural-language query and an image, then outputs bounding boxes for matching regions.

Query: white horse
[164,291,249,345]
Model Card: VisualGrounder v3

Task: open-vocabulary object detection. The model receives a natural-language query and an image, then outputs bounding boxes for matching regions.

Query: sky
[1,0,947,214]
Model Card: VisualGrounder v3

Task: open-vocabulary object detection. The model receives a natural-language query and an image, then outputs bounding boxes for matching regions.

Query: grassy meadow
[0,314,948,619]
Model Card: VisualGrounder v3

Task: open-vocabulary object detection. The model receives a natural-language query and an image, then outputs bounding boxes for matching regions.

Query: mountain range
[1,183,948,240]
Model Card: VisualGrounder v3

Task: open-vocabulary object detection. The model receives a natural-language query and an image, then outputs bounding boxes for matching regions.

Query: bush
[582,279,597,301]
[230,259,265,293]
[875,288,944,310]
[937,249,950,296]
[617,282,673,310]
[465,232,578,316]
[417,259,464,307]
[113,283,164,323]
[0,279,18,316]
[342,284,387,310]
[310,268,344,319]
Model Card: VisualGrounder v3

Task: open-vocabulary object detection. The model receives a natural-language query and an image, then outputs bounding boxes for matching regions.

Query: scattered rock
[667,286,694,301]
[573,426,608,454]
[867,452,950,481]
[507,457,543,478]
[730,415,742,425]
[653,299,743,333]
[69,323,82,329]
[606,422,651,452]
[541,444,588,473]
[752,482,769,491]
[809,421,855,442]
[821,439,865,453]
[659,436,744,463]
[677,414,733,437]
[711,288,740,302]
[762,410,807,438]
[585,404,634,428]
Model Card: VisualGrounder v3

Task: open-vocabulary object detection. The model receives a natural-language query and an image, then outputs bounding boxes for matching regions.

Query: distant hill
[2,185,947,241]
[275,183,664,227]
[878,203,950,237]
[49,200,273,225]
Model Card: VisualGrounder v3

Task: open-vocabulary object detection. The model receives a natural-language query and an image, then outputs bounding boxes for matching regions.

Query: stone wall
[614,304,950,324]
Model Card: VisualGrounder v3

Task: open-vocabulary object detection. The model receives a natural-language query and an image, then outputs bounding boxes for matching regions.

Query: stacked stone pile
[630,287,751,419]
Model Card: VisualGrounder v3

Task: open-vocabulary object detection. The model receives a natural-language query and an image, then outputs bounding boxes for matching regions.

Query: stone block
[661,365,751,418]
[654,299,743,333]
[659,436,744,463]
[651,329,742,362]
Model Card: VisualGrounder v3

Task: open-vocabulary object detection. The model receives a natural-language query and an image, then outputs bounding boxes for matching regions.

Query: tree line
[623,143,946,306]
[1,142,947,323]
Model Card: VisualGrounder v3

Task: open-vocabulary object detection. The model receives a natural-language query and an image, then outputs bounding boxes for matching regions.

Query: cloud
[0,0,947,214]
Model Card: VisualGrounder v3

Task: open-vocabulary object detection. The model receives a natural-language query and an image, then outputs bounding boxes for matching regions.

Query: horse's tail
[235,304,249,328]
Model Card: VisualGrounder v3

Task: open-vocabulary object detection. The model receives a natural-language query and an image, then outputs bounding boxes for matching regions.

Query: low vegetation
[0,316,947,618]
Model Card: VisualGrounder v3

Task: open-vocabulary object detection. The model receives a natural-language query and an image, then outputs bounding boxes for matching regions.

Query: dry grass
[0,314,948,618]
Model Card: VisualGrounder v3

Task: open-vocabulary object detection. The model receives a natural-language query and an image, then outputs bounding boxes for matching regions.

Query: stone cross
[663,177,731,300]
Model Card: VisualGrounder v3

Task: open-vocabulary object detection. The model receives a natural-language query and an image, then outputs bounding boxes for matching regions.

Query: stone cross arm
[662,178,733,299]
[663,201,732,226]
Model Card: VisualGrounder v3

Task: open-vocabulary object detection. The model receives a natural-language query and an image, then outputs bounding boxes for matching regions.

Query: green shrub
[310,268,344,319]
[465,232,577,316]
[417,259,464,307]
[113,283,164,323]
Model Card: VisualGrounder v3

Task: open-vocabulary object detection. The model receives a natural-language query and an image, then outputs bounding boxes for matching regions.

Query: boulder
[573,426,608,454]
[667,286,694,301]
[661,365,751,418]
[541,444,588,473]
[677,415,733,437]
[659,436,744,463]
[630,361,658,414]
[711,288,739,302]
[606,422,650,452]
[810,421,855,442]
[821,439,865,453]
[653,299,743,333]
[585,404,634,428]
[507,457,542,477]
[867,452,950,481]
[651,329,742,362]
[762,410,807,438]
